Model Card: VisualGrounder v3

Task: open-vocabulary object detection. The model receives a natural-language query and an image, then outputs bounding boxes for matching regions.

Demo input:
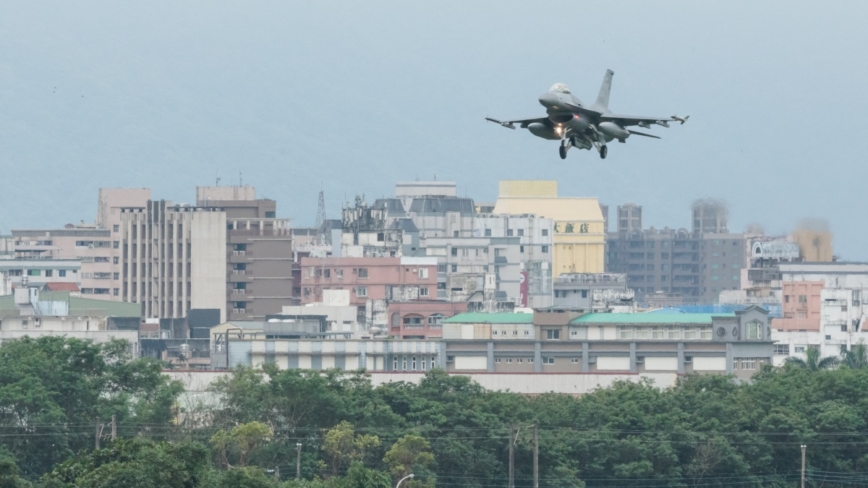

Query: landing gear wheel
[559,145,567,160]
[599,145,608,159]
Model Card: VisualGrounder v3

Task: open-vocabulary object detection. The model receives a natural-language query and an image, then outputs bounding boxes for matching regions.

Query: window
[571,358,580,363]
[524,331,530,336]
[484,229,491,237]
[528,357,533,363]
[545,329,560,340]
[543,357,555,365]
[428,314,445,325]
[453,231,459,237]
[517,229,524,236]
[44,270,53,277]
[27,269,40,276]
[507,229,514,236]
[113,272,119,280]
[437,264,447,273]
[506,358,512,363]
[517,358,523,363]
[377,232,385,242]
[418,268,428,279]
[542,229,549,236]
[700,328,712,340]
[420,287,429,297]
[495,358,501,363]
[542,246,549,253]
[358,268,368,278]
[403,316,423,326]
[113,288,119,296]
[747,321,762,339]
[794,346,806,353]
[773,344,790,355]
[113,257,118,265]
[798,295,807,303]
[451,248,458,256]
[59,270,67,277]
[112,224,120,232]
[113,241,119,249]
[337,268,344,278]
[356,287,368,297]
[651,327,664,339]
[618,327,633,339]
[451,265,457,272]
[740,359,757,370]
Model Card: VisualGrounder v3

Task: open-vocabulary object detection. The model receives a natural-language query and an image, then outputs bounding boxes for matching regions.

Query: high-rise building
[119,200,227,321]
[606,202,746,304]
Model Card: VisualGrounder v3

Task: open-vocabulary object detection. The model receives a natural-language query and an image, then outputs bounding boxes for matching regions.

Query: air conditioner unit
[635,356,644,364]
[587,357,596,364]
[684,356,693,363]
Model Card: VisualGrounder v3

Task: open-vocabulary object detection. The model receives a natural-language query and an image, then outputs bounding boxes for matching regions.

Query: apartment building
[196,186,294,321]
[0,259,81,290]
[300,256,439,327]
[771,263,868,364]
[606,201,747,304]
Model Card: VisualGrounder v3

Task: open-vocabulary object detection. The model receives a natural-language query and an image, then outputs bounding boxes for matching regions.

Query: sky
[1,2,867,257]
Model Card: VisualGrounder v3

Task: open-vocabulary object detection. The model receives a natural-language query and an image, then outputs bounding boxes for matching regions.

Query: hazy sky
[2,2,867,257]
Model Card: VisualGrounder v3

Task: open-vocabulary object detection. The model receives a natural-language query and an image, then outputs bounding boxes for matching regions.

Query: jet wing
[601,114,686,128]
[485,117,547,129]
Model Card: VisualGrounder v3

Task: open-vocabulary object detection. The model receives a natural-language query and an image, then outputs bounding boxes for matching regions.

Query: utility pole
[111,415,117,441]
[533,424,539,488]
[296,442,302,479]
[508,425,515,488]
[274,466,280,482]
[95,419,101,450]
[801,444,806,488]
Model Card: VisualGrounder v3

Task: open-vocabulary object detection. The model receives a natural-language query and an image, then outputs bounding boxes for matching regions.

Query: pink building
[774,280,823,331]
[387,300,468,339]
[300,256,438,317]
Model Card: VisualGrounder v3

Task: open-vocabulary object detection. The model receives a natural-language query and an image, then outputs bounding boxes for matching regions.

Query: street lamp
[396,473,414,488]
[296,442,302,479]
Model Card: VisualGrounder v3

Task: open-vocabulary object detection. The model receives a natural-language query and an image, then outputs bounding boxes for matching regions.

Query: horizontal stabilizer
[628,130,661,139]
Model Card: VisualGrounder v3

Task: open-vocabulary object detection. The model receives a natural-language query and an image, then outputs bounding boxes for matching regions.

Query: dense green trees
[10,336,868,486]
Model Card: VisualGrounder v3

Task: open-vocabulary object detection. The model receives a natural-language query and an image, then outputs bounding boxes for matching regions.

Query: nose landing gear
[599,145,608,159]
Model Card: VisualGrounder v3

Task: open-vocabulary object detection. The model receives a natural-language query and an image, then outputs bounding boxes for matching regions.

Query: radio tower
[315,189,327,244]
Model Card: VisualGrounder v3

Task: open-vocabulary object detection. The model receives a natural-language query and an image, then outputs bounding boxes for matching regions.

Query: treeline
[3,337,868,487]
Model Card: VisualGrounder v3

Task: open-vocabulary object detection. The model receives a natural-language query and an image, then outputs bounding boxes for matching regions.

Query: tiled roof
[443,313,534,324]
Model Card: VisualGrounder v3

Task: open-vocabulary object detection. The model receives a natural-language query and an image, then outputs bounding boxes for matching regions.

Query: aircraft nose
[538,92,558,107]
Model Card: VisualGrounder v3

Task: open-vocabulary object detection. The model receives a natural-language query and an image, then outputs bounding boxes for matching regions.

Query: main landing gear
[599,145,608,159]
[559,138,572,160]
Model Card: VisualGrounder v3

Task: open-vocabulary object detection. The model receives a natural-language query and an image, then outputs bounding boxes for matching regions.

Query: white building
[0,287,141,354]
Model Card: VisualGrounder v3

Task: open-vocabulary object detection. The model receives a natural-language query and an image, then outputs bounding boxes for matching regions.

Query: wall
[190,212,228,321]
[166,370,679,396]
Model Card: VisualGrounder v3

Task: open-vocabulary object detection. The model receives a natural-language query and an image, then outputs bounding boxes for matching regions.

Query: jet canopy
[549,83,571,94]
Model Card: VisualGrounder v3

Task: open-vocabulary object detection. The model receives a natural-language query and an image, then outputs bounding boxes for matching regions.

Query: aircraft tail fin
[595,69,614,108]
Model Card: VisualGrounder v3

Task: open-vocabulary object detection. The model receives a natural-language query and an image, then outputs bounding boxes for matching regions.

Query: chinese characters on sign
[554,222,590,234]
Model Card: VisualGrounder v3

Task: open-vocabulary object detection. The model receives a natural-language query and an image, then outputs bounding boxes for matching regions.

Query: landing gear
[559,145,567,159]
[599,145,608,159]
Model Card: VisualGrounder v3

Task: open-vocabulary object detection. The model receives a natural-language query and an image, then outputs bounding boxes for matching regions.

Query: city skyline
[2,2,866,259]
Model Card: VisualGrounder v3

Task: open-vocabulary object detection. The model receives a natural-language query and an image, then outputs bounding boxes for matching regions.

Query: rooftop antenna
[239,171,243,187]
[216,170,221,186]
[315,186,327,245]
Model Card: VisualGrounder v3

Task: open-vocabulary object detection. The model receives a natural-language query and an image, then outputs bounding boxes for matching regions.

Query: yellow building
[492,180,605,277]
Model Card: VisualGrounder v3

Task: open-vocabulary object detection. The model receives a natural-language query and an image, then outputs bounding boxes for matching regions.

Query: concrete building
[606,203,747,304]
[0,287,141,353]
[11,227,113,299]
[300,256,439,328]
[553,273,634,311]
[770,263,868,363]
[720,237,800,308]
[119,200,228,321]
[196,186,294,321]
[476,213,554,308]
[616,204,643,234]
[0,259,81,291]
[442,307,772,380]
[492,180,606,278]
[388,300,468,339]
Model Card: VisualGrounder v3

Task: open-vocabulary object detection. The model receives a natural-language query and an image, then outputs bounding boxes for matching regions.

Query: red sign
[519,271,528,307]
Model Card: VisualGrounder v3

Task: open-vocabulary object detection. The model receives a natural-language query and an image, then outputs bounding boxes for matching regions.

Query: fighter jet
[486,70,687,159]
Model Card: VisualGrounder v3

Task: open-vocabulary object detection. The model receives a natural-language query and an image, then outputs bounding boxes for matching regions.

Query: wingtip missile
[485,117,515,129]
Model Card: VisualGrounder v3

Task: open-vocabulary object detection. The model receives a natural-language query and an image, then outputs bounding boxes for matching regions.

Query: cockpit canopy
[549,83,571,94]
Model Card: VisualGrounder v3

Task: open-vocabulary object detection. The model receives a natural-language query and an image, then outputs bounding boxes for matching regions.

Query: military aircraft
[486,70,687,159]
